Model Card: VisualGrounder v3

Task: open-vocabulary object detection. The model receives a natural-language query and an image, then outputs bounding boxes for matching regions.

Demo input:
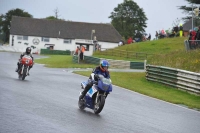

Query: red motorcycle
[18,55,33,80]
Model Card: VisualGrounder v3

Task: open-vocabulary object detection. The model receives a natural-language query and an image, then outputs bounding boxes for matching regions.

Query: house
[183,18,199,37]
[9,16,122,55]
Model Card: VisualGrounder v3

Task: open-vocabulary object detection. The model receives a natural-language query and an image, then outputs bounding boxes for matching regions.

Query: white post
[192,4,194,30]
[144,60,147,71]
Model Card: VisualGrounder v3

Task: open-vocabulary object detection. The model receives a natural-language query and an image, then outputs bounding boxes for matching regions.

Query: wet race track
[0,52,200,133]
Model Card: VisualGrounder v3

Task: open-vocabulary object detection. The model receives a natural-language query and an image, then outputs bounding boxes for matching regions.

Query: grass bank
[34,37,200,111]
[94,37,200,72]
[34,55,96,68]
[74,71,200,111]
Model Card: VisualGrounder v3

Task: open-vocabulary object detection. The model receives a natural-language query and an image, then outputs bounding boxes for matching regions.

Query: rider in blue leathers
[79,60,110,100]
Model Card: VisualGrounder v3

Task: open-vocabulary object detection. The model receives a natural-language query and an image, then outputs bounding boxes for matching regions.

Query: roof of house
[10,16,122,43]
[183,18,199,31]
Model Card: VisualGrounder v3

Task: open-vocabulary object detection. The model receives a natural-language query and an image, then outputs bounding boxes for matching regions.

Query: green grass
[94,37,200,72]
[74,71,200,110]
[34,37,200,111]
[34,55,96,68]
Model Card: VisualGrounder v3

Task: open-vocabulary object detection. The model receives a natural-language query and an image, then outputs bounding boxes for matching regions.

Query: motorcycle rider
[15,47,34,75]
[79,60,110,100]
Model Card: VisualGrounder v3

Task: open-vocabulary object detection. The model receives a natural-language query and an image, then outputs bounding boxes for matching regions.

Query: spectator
[179,24,183,37]
[196,26,200,47]
[155,31,158,40]
[127,37,133,44]
[189,30,197,49]
[147,33,151,41]
[118,40,123,46]
[74,46,80,55]
[80,46,85,60]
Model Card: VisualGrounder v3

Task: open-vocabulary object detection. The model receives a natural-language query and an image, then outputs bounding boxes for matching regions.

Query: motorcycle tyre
[94,95,105,114]
[22,68,27,80]
[78,98,86,110]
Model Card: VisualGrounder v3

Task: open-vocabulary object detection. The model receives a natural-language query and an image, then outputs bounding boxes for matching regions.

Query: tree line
[0,0,199,43]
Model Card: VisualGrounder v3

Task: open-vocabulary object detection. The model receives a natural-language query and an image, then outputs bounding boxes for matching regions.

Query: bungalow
[9,16,122,55]
[183,18,199,37]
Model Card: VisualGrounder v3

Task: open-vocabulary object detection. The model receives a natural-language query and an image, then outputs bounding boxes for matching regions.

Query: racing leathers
[79,66,110,100]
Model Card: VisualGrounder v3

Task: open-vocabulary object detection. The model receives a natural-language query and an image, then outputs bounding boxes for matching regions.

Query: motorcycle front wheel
[94,94,105,114]
[78,98,86,110]
[22,68,27,80]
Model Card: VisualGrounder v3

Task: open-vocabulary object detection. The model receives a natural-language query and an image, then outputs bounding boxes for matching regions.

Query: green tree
[179,0,200,20]
[0,15,3,33]
[109,0,147,40]
[46,16,58,20]
[0,8,32,43]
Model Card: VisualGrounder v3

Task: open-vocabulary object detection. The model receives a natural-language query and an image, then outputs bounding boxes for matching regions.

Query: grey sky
[0,0,189,38]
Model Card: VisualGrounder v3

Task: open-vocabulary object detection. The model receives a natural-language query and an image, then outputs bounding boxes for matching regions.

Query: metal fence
[72,55,146,70]
[40,49,71,55]
[99,48,154,60]
[184,40,200,51]
[146,65,200,95]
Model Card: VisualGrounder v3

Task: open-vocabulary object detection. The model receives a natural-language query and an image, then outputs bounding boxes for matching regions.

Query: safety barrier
[184,40,200,51]
[0,45,24,53]
[99,48,154,60]
[72,55,146,69]
[40,49,71,55]
[0,45,39,54]
[146,65,200,95]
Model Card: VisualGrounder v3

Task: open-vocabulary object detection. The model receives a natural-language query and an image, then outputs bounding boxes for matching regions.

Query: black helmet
[26,47,31,54]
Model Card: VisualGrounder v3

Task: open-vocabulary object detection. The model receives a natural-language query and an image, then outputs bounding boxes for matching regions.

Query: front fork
[95,92,106,103]
[20,65,29,75]
[21,65,24,74]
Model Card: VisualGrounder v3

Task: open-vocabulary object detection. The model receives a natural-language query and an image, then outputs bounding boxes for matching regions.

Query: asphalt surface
[0,52,200,133]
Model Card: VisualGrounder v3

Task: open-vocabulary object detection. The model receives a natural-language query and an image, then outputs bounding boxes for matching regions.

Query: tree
[179,0,200,20]
[46,16,58,20]
[45,8,62,20]
[0,8,32,43]
[0,15,3,33]
[109,0,147,40]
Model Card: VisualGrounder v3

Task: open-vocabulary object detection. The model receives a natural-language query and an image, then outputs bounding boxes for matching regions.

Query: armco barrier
[0,45,25,53]
[146,65,200,95]
[40,49,71,55]
[72,55,145,69]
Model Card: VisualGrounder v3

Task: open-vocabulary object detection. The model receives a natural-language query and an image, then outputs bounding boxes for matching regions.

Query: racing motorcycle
[18,55,33,80]
[78,73,112,114]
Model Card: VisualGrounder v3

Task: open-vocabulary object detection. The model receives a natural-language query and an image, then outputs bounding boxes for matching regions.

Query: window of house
[17,36,23,40]
[63,39,71,44]
[41,37,50,42]
[23,36,28,40]
[17,36,28,40]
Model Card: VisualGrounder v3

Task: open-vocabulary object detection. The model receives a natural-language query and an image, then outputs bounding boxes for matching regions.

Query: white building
[9,16,122,55]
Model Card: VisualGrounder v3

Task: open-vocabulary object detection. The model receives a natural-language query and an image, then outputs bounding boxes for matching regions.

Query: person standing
[155,31,158,40]
[74,46,80,55]
[179,24,183,37]
[147,33,151,41]
[196,26,200,47]
[80,46,85,60]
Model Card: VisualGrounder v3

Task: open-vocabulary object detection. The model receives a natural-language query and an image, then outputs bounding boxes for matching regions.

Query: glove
[94,74,99,81]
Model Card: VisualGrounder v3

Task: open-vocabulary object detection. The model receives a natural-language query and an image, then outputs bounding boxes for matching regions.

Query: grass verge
[34,55,96,68]
[74,71,200,111]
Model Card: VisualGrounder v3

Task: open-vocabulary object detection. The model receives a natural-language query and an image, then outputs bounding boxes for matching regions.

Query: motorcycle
[78,73,112,114]
[18,55,33,80]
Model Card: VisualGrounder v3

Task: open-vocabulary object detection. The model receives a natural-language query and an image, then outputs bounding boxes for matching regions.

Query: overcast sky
[0,0,189,39]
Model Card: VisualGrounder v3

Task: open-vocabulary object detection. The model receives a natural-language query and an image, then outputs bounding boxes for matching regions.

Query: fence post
[144,60,147,70]
[184,40,190,52]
